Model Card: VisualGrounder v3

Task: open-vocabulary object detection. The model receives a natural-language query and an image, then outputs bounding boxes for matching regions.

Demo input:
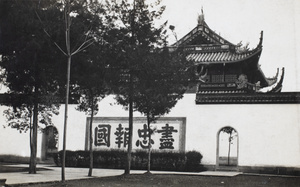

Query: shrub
[185,150,204,172]
[93,149,126,169]
[53,149,204,172]
[53,150,77,167]
[0,155,31,164]
[131,150,147,170]
[76,151,89,167]
[150,151,185,171]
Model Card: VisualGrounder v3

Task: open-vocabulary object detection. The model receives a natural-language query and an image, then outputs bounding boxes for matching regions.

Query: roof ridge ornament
[198,7,205,25]
[258,31,263,47]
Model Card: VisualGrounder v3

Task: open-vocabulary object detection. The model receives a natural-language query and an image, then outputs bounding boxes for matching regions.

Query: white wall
[166,94,300,167]
[0,107,41,157]
[1,93,300,168]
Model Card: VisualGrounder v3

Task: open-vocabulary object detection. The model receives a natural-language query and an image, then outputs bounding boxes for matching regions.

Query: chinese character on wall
[136,124,154,149]
[114,124,129,148]
[91,119,182,151]
[157,123,178,149]
[94,124,111,147]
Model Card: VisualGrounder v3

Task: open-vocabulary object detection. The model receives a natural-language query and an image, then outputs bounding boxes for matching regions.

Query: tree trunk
[62,0,71,182]
[62,54,71,181]
[29,110,32,172]
[88,98,95,177]
[29,90,38,174]
[125,73,133,175]
[125,0,136,175]
[29,51,38,174]
[227,131,232,166]
[146,113,151,173]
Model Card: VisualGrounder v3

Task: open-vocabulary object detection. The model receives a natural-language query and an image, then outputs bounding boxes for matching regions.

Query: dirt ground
[8,173,300,187]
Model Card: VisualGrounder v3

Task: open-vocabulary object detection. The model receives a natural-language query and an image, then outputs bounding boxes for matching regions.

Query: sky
[159,0,300,92]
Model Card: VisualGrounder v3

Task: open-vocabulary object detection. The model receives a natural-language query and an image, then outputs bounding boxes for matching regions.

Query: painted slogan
[85,117,186,151]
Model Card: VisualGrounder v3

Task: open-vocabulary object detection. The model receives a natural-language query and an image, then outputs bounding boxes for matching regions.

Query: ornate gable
[172,12,234,48]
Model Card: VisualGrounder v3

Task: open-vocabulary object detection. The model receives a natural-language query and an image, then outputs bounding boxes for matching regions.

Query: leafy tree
[0,0,102,176]
[31,0,104,180]
[133,49,193,173]
[105,0,168,174]
[73,38,110,177]
[3,104,59,133]
[106,0,196,174]
[3,104,59,162]
[3,106,34,134]
[56,0,107,181]
[0,0,65,174]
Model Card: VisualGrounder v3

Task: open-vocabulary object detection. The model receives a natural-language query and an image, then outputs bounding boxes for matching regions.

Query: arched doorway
[216,126,238,170]
[41,126,59,160]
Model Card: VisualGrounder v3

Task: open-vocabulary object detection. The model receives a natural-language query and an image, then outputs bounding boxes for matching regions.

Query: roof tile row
[187,51,251,64]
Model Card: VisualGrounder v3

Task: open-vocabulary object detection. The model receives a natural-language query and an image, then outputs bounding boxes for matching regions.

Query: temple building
[170,11,284,95]
[0,11,300,174]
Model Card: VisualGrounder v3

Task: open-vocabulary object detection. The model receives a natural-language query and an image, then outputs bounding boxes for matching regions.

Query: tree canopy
[104,0,196,173]
[0,0,66,97]
[0,0,107,175]
[0,0,66,174]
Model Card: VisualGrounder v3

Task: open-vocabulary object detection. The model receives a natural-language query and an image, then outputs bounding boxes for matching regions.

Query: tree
[0,0,65,173]
[57,0,107,181]
[3,104,59,133]
[3,104,59,162]
[220,127,237,166]
[32,0,103,181]
[133,49,193,173]
[73,39,110,177]
[0,0,102,176]
[105,0,169,174]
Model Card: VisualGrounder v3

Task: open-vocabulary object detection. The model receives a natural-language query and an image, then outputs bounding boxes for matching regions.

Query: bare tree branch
[34,10,68,56]
[71,38,95,55]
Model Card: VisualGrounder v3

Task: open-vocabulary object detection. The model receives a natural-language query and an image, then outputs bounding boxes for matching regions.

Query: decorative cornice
[195,92,300,104]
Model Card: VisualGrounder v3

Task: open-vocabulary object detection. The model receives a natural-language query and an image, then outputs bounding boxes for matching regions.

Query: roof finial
[198,6,205,25]
[259,31,263,46]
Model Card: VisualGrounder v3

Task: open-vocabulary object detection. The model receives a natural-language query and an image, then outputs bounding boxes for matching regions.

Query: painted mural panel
[85,117,186,152]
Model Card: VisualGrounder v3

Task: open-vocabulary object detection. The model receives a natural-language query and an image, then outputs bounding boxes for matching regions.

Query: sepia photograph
[0,0,299,186]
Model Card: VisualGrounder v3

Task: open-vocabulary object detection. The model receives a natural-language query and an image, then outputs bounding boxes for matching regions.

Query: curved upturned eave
[189,47,262,65]
[263,68,285,93]
[189,31,264,65]
[265,68,279,86]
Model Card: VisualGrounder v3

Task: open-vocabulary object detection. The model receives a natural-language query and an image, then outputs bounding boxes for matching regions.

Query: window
[211,74,224,83]
[225,74,237,82]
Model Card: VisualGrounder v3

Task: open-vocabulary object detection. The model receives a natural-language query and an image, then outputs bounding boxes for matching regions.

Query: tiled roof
[186,48,262,64]
[172,21,235,47]
[169,17,264,64]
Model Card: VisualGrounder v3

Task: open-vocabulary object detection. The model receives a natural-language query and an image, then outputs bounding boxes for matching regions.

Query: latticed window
[211,74,224,83]
[225,74,237,82]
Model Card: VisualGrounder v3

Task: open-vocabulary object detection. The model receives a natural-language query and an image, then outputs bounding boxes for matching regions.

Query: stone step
[216,166,239,172]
